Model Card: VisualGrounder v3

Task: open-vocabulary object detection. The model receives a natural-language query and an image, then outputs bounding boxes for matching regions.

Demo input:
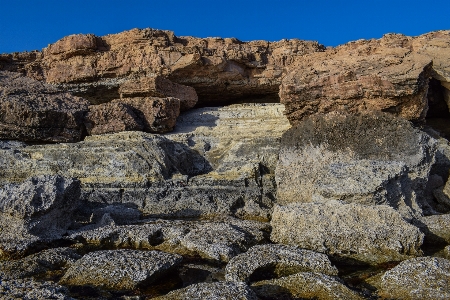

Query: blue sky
[1,0,449,53]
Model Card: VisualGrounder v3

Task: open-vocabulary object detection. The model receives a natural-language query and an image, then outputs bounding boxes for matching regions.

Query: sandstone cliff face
[280,31,450,124]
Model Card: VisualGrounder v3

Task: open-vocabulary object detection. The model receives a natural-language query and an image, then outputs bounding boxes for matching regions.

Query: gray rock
[0,278,73,300]
[251,272,363,300]
[276,112,437,219]
[225,244,337,283]
[380,257,450,300]
[69,217,269,263]
[154,281,260,300]
[271,202,424,264]
[59,249,182,290]
[414,214,450,244]
[0,247,80,280]
[0,175,82,256]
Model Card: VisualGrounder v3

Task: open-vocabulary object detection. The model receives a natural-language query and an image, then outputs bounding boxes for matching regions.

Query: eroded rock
[0,71,89,142]
[276,111,437,219]
[251,272,363,300]
[154,281,259,300]
[59,249,182,290]
[271,202,424,264]
[225,244,337,283]
[0,278,72,300]
[380,257,450,300]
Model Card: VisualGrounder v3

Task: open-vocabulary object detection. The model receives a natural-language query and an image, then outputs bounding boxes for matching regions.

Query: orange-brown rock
[0,28,325,105]
[0,71,89,142]
[85,97,180,135]
[280,31,450,124]
[119,76,197,111]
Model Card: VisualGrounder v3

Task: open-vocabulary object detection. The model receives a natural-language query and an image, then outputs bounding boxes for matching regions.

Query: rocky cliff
[1,28,450,299]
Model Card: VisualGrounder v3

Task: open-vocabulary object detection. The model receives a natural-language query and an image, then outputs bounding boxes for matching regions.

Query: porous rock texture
[251,272,363,300]
[59,249,182,290]
[270,202,424,264]
[414,214,450,244]
[0,175,82,256]
[154,281,260,300]
[280,31,450,124]
[225,244,338,283]
[0,71,89,142]
[0,278,72,300]
[380,257,450,300]
[276,111,437,219]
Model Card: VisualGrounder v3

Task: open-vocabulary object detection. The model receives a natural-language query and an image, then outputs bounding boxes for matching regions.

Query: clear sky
[1,0,449,53]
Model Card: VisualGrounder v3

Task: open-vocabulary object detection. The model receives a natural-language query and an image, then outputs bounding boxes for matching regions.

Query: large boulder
[225,244,337,283]
[0,175,82,257]
[270,202,424,265]
[0,71,89,142]
[380,257,450,300]
[280,31,450,124]
[59,249,182,290]
[276,111,437,219]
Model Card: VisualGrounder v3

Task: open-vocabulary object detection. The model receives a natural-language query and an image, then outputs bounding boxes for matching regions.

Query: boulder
[0,278,72,300]
[276,111,437,219]
[251,272,363,300]
[270,202,424,264]
[0,175,82,256]
[0,247,80,280]
[225,244,337,283]
[69,217,269,263]
[59,249,182,290]
[414,214,450,244]
[85,96,180,135]
[154,282,259,300]
[119,76,198,111]
[380,257,450,300]
[0,71,89,142]
[280,31,450,124]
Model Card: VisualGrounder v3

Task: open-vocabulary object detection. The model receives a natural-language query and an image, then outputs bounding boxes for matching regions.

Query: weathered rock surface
[118,76,198,111]
[69,217,269,263]
[251,272,363,300]
[154,281,259,300]
[380,257,450,300]
[280,31,450,124]
[0,278,73,300]
[59,249,182,290]
[0,175,82,256]
[0,28,324,105]
[225,244,337,283]
[85,96,180,135]
[0,71,89,142]
[271,202,424,264]
[414,214,450,244]
[0,247,80,280]
[276,112,437,219]
[0,104,289,221]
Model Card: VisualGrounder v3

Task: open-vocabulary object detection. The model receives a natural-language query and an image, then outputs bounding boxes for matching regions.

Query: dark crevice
[425,78,450,139]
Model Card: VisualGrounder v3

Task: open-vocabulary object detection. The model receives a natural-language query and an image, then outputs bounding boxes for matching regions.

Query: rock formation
[1,28,450,299]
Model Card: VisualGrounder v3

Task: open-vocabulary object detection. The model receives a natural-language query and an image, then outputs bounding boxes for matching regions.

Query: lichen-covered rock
[0,247,80,280]
[271,202,424,264]
[414,214,450,244]
[251,272,363,300]
[154,281,260,300]
[444,246,450,259]
[59,249,182,290]
[225,244,337,283]
[0,278,73,300]
[280,31,450,124]
[0,71,89,142]
[0,175,82,256]
[119,76,197,111]
[276,112,437,219]
[380,257,450,300]
[69,217,269,263]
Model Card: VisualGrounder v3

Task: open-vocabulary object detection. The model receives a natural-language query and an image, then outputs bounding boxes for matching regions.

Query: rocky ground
[1,29,450,299]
